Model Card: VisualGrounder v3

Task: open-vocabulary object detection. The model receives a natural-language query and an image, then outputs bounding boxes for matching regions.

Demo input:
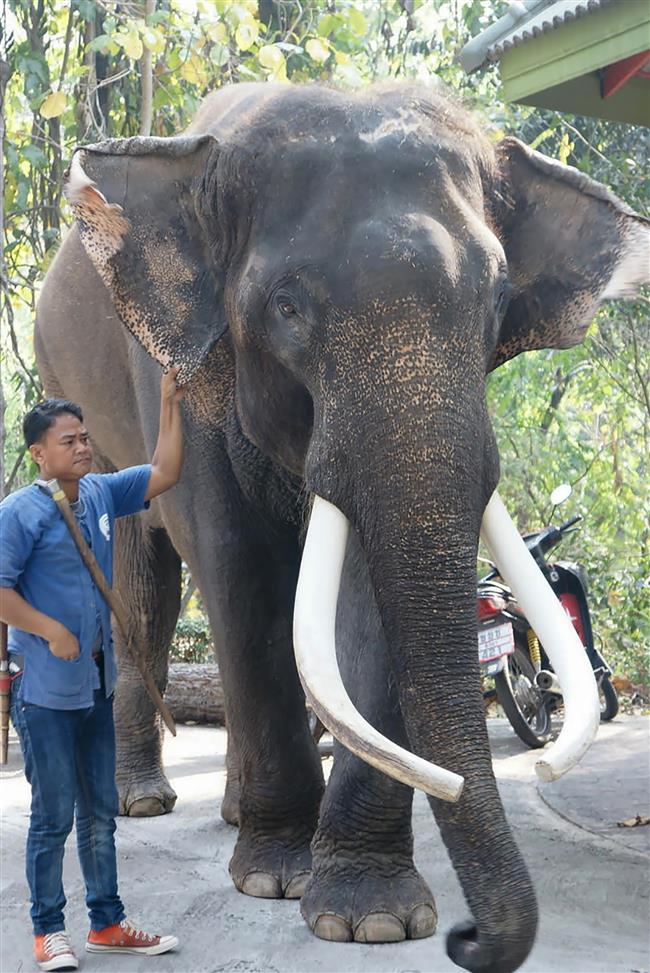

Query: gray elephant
[35,82,648,973]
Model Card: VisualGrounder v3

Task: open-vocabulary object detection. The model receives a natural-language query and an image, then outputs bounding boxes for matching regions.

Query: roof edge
[459,0,547,73]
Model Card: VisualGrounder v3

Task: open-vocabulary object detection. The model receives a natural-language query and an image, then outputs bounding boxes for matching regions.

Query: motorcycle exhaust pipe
[535,670,563,695]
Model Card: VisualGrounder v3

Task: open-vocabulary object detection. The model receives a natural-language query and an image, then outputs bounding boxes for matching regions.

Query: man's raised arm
[145,366,185,502]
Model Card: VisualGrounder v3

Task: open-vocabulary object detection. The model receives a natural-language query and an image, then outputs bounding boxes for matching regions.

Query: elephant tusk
[481,491,600,782]
[293,495,464,803]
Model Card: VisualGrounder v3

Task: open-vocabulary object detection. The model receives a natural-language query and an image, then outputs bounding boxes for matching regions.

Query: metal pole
[0,621,9,764]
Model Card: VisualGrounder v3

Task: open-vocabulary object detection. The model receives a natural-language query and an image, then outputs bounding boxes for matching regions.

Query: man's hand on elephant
[161,365,185,404]
[145,365,185,501]
[48,621,80,661]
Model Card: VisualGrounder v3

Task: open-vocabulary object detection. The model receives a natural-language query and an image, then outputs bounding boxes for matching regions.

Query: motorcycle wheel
[598,674,619,722]
[495,644,553,749]
[308,708,327,744]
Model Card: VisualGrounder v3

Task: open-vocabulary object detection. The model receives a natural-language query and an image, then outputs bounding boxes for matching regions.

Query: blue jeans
[11,673,125,935]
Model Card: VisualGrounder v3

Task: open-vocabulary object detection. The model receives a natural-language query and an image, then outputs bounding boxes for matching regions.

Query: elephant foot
[301,861,437,944]
[117,771,177,817]
[229,828,313,900]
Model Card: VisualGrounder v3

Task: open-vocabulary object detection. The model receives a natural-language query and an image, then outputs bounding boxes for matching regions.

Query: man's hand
[0,587,80,660]
[161,365,185,404]
[47,621,80,661]
[145,364,185,502]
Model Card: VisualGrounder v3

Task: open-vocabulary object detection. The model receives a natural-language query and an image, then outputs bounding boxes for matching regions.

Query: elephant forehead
[244,130,480,225]
[346,213,461,282]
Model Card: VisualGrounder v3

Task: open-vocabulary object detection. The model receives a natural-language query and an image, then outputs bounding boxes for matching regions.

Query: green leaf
[258,44,284,71]
[555,132,575,166]
[117,30,144,61]
[235,20,259,52]
[318,14,339,37]
[152,87,170,110]
[21,144,48,167]
[206,22,228,44]
[180,54,206,84]
[347,8,367,36]
[305,38,330,64]
[209,44,230,67]
[529,128,554,151]
[88,34,113,53]
[39,90,67,119]
[142,27,165,55]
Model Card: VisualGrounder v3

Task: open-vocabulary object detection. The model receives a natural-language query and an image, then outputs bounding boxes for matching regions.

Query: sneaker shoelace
[120,919,156,943]
[43,932,74,956]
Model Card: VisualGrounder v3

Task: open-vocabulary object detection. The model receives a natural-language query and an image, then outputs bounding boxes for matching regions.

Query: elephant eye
[276,295,298,318]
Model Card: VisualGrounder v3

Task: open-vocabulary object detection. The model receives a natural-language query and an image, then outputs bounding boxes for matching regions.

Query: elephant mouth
[292,492,601,800]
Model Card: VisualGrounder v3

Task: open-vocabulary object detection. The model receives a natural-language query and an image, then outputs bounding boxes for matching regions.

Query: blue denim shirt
[0,466,151,709]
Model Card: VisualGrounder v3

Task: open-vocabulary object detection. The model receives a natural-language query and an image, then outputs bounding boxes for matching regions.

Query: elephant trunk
[357,476,536,973]
[296,400,538,970]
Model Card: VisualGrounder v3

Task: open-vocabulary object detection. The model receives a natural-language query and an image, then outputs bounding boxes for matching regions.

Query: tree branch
[58,3,74,88]
[139,0,155,136]
[3,449,26,499]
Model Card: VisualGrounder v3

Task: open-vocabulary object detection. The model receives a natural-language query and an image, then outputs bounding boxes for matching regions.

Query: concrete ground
[1,716,649,973]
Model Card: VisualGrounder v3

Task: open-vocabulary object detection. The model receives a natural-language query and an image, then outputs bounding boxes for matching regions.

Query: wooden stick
[38,479,176,736]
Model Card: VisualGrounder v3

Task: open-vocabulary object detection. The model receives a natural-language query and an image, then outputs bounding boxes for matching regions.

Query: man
[0,367,184,971]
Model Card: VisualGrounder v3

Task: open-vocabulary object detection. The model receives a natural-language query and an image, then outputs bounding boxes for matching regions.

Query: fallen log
[164,664,334,755]
[165,663,225,725]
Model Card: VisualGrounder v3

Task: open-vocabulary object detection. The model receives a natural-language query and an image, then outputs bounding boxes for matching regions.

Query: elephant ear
[63,135,223,384]
[491,136,649,370]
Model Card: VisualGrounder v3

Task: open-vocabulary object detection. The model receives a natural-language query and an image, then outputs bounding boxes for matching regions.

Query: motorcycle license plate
[478,622,515,665]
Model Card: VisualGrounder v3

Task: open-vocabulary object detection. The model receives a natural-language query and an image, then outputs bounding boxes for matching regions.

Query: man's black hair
[23,399,84,448]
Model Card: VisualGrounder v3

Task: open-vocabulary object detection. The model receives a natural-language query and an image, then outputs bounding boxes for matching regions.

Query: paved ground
[2,716,649,973]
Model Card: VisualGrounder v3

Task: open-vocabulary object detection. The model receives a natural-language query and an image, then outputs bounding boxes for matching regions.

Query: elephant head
[64,83,649,973]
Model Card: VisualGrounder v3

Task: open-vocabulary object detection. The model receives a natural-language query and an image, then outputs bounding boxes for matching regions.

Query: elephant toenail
[355,912,406,943]
[407,904,437,939]
[313,915,353,942]
[284,872,311,899]
[126,797,169,817]
[240,872,283,898]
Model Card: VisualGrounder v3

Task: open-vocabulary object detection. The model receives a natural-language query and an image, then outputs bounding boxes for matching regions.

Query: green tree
[2,0,647,680]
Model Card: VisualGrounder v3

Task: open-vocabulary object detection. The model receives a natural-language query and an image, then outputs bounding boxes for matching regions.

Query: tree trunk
[165,663,224,725]
[139,0,156,136]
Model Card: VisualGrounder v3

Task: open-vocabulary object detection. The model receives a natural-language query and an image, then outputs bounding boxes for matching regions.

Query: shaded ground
[1,716,648,973]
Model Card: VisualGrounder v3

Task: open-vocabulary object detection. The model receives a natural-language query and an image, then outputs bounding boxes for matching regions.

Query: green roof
[460,0,650,126]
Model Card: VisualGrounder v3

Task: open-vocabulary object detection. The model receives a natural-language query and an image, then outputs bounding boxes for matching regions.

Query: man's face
[29,413,93,482]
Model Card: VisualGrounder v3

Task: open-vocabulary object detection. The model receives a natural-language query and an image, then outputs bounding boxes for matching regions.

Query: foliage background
[1,0,648,680]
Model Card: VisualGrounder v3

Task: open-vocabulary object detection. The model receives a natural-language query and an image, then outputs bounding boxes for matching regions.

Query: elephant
[34,81,648,973]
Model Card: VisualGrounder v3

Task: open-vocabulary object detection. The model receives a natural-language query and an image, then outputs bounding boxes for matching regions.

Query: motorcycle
[476,485,618,749]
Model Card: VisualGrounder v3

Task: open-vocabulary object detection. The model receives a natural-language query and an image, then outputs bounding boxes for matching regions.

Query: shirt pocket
[44,652,89,700]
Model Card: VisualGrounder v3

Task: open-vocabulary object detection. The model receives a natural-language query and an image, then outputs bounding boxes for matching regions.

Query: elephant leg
[221,715,240,827]
[111,517,181,817]
[301,532,437,943]
[200,512,325,900]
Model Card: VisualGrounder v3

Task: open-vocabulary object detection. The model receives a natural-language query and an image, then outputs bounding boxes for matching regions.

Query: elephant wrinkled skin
[35,82,648,973]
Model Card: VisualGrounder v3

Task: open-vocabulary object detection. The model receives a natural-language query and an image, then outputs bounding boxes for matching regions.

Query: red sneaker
[86,918,178,955]
[33,931,78,971]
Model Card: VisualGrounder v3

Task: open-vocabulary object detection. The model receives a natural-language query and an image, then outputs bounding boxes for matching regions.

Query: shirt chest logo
[98,513,110,541]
